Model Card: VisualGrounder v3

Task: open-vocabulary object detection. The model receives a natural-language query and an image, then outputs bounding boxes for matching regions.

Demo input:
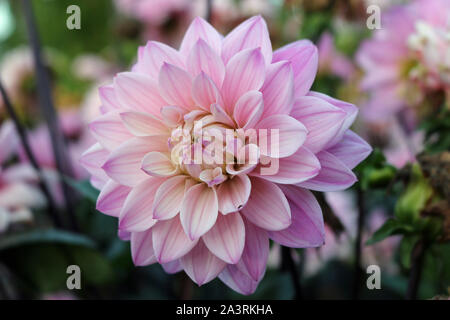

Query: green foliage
[64,177,99,203]
[355,148,397,191]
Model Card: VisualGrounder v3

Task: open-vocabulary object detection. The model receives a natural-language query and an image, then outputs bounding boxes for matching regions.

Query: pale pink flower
[357,0,450,123]
[81,16,371,294]
[0,122,45,232]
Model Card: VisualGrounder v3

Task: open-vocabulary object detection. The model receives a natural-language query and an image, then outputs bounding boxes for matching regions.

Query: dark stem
[205,0,213,23]
[21,0,78,231]
[406,240,426,300]
[281,246,302,300]
[352,186,365,300]
[0,81,62,228]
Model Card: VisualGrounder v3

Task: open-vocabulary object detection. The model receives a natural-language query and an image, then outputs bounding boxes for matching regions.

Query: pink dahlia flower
[81,16,371,294]
[357,0,450,122]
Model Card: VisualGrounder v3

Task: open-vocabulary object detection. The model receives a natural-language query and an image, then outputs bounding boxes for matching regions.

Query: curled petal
[203,212,245,264]
[191,72,223,111]
[120,111,168,136]
[217,174,251,214]
[233,91,264,129]
[181,240,226,286]
[141,152,179,177]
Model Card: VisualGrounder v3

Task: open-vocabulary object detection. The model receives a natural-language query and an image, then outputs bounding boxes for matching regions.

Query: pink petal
[114,72,167,116]
[236,219,269,281]
[179,17,223,57]
[187,39,225,87]
[159,63,194,110]
[141,151,179,177]
[219,264,258,295]
[221,16,272,65]
[203,212,245,264]
[260,61,295,118]
[221,48,265,114]
[217,174,251,214]
[297,150,357,191]
[191,72,223,111]
[291,96,347,153]
[161,106,184,127]
[152,216,198,263]
[89,112,134,150]
[133,41,185,79]
[99,85,121,112]
[96,179,131,217]
[269,185,325,248]
[79,143,110,189]
[326,130,372,169]
[307,92,358,148]
[119,177,164,232]
[131,229,157,266]
[102,136,168,186]
[255,114,307,158]
[210,103,235,127]
[273,40,318,98]
[180,183,218,240]
[120,111,168,136]
[233,91,264,129]
[161,260,183,274]
[181,240,226,286]
[250,147,320,184]
[152,175,188,220]
[241,177,291,231]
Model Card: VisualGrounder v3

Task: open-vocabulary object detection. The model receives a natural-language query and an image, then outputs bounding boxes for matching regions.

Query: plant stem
[281,246,302,300]
[406,240,426,300]
[21,0,78,231]
[0,80,62,228]
[206,0,213,23]
[352,187,365,300]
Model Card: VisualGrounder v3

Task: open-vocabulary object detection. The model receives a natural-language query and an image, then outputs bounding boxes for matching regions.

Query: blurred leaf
[399,235,420,269]
[366,219,413,245]
[0,229,96,251]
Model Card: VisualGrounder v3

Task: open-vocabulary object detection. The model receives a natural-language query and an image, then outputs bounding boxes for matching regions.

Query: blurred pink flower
[318,32,355,80]
[0,122,45,232]
[357,0,450,123]
[81,16,371,294]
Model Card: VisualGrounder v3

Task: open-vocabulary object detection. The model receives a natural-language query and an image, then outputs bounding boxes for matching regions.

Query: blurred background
[0,0,448,300]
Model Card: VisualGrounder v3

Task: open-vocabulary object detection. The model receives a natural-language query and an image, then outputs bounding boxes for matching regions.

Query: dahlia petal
[191,72,223,111]
[161,260,183,274]
[133,41,185,79]
[222,48,265,113]
[219,264,259,296]
[152,216,198,263]
[120,111,168,137]
[180,183,218,240]
[119,177,163,232]
[131,229,157,266]
[326,130,372,169]
[297,151,357,191]
[152,175,188,220]
[241,177,291,231]
[291,96,347,153]
[210,103,235,127]
[99,85,121,112]
[273,40,318,98]
[96,179,131,217]
[79,143,110,189]
[118,230,131,241]
[269,185,325,248]
[203,212,245,264]
[179,17,223,57]
[102,136,168,186]
[221,16,272,65]
[250,147,320,184]
[225,144,259,176]
[260,61,295,117]
[308,92,358,148]
[187,39,225,87]
[159,63,194,110]
[141,151,179,177]
[161,106,184,127]
[233,91,264,129]
[236,219,269,281]
[217,174,251,214]
[114,72,167,116]
[89,112,133,150]
[181,240,226,286]
[255,114,307,158]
